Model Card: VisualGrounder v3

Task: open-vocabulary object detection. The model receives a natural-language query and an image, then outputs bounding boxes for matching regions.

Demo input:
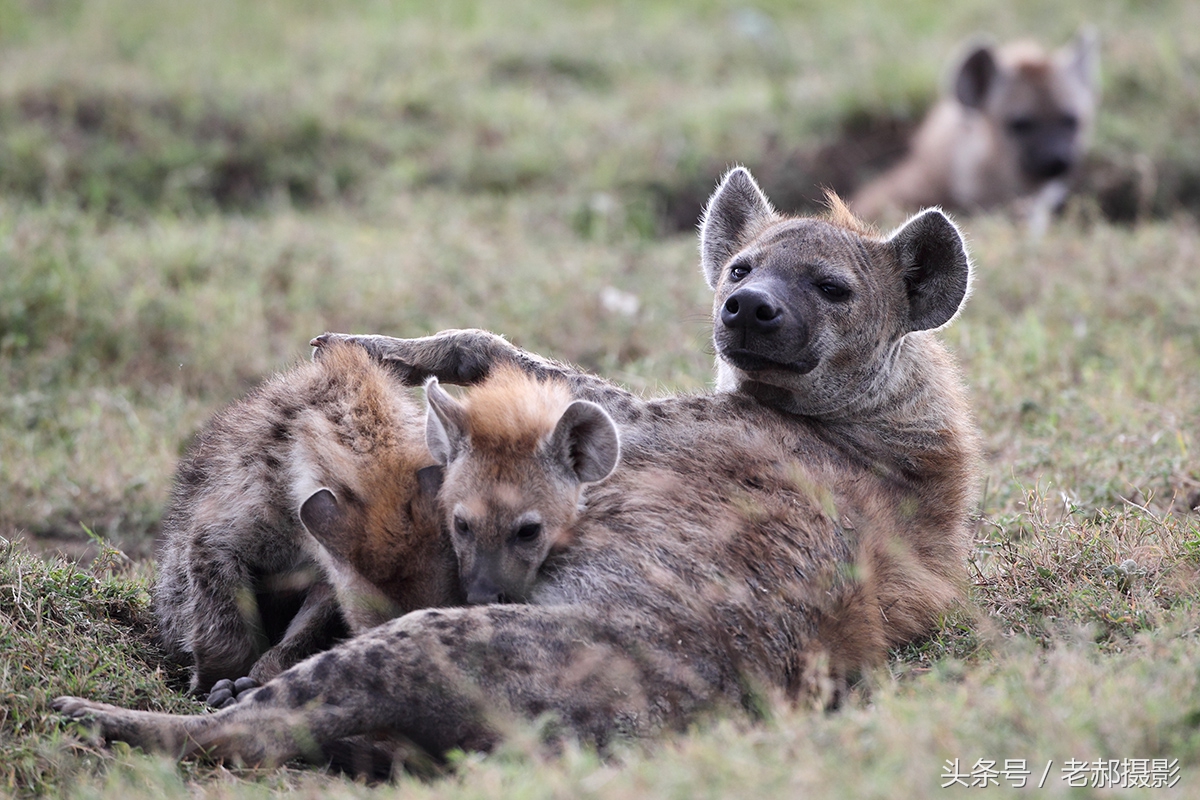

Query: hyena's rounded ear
[548,400,620,485]
[1062,26,1100,95]
[887,208,972,333]
[424,377,468,465]
[954,42,999,110]
[300,488,347,554]
[699,167,776,290]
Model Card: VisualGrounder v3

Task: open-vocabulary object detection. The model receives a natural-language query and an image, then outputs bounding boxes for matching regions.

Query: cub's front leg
[312,329,644,422]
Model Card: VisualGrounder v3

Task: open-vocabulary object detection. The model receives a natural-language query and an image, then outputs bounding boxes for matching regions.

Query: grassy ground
[1,0,1198,796]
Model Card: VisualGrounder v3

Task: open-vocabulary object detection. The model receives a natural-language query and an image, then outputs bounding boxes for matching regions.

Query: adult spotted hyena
[852,29,1099,225]
[154,342,459,696]
[56,168,982,772]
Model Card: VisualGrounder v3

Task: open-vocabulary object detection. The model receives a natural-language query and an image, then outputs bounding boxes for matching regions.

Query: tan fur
[57,169,983,773]
[852,30,1099,224]
[460,365,573,453]
[154,342,459,694]
[427,365,619,605]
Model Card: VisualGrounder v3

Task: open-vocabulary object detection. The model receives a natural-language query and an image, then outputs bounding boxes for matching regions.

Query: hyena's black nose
[722,287,783,334]
[465,575,502,605]
[1030,154,1071,179]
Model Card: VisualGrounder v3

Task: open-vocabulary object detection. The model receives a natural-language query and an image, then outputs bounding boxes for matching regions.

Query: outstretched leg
[56,604,722,770]
[311,330,645,424]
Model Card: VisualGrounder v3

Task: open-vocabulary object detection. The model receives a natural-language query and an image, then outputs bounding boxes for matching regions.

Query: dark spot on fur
[335,484,360,508]
[365,646,387,670]
[287,680,319,706]
[311,651,338,681]
[252,685,276,703]
[427,615,456,632]
[269,420,289,443]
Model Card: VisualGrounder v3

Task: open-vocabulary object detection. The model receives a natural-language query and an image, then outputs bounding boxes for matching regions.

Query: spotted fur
[58,168,983,775]
[154,343,459,694]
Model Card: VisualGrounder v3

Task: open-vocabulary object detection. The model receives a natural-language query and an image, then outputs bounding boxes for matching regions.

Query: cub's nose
[722,287,783,334]
[465,575,502,605]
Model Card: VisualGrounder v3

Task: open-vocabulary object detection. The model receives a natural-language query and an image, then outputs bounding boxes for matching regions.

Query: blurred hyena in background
[852,29,1099,232]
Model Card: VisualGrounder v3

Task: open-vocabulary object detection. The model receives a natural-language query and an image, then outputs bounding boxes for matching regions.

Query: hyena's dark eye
[453,516,472,537]
[513,523,543,543]
[817,282,851,301]
[729,262,751,281]
[1006,117,1035,136]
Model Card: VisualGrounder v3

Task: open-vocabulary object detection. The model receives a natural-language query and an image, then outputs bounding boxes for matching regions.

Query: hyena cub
[154,342,459,695]
[852,29,1099,226]
[424,367,620,605]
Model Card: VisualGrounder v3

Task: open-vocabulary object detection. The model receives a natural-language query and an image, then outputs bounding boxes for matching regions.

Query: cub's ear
[300,488,348,556]
[954,42,999,110]
[424,377,468,464]
[699,167,776,290]
[547,400,620,485]
[416,464,445,497]
[887,208,972,333]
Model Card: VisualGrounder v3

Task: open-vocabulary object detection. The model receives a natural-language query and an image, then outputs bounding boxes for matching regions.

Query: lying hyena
[424,368,620,605]
[153,342,459,697]
[852,29,1099,227]
[55,168,982,772]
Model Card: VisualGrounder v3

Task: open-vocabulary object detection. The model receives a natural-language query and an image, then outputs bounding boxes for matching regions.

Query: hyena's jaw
[713,344,819,377]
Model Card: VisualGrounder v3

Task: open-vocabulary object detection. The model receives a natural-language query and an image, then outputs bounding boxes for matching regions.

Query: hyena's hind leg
[55,604,716,773]
[311,330,642,422]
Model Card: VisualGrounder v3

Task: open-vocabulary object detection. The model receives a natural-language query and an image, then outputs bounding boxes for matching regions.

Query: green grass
[1,0,1199,796]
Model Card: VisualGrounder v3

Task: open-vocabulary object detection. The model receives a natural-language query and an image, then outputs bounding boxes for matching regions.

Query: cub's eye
[1007,117,1035,135]
[453,516,472,537]
[514,523,543,543]
[729,263,751,282]
[817,282,851,301]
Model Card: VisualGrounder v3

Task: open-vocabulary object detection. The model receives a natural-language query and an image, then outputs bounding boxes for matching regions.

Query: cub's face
[423,377,619,606]
[441,457,580,606]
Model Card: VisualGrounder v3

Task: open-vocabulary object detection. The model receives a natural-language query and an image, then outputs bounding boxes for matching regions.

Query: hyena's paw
[205,677,259,709]
[311,330,497,386]
[310,332,375,361]
[51,696,138,742]
[51,695,115,719]
[311,333,423,382]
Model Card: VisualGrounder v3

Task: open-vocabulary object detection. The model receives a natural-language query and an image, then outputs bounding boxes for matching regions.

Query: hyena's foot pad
[206,677,259,709]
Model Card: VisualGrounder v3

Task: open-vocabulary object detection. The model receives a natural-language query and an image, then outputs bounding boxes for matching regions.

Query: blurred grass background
[0,0,1198,796]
